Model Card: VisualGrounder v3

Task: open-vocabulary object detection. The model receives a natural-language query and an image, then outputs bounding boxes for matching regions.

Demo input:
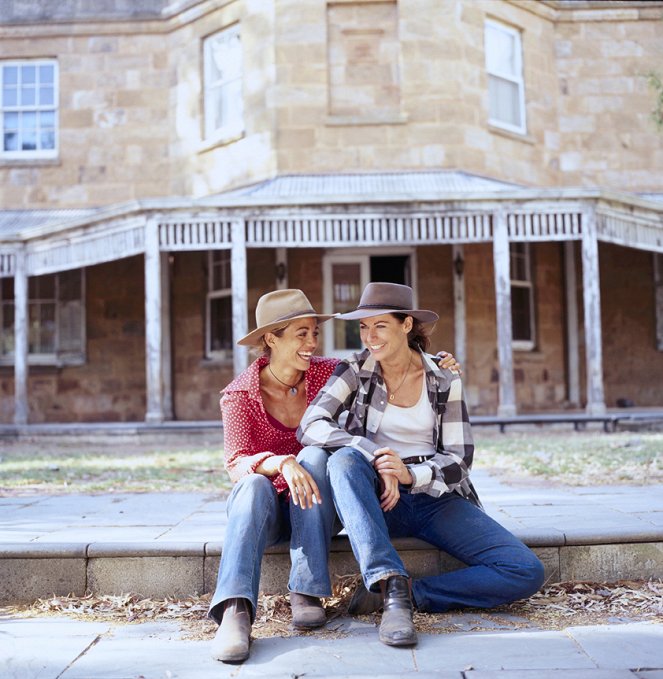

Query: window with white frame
[0,269,85,365]
[206,250,233,359]
[203,25,243,142]
[323,250,414,357]
[1,60,58,158]
[484,20,526,134]
[655,253,663,351]
[510,243,535,350]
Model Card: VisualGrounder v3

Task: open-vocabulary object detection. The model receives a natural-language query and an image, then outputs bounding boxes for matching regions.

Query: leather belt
[401,455,433,465]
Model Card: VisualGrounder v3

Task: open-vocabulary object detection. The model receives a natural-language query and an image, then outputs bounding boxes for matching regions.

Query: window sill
[198,130,245,154]
[488,123,535,145]
[0,156,61,167]
[200,355,234,367]
[326,113,408,127]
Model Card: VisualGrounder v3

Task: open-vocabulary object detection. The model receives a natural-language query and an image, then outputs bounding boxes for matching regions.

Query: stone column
[581,206,606,415]
[231,219,249,376]
[452,244,466,370]
[13,247,28,425]
[564,241,580,407]
[492,210,516,417]
[144,217,164,422]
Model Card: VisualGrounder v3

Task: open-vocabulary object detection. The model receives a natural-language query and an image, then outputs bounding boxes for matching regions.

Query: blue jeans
[209,446,338,623]
[328,446,545,612]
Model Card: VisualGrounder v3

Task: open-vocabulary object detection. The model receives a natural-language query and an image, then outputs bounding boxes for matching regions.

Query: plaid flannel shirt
[297,348,481,507]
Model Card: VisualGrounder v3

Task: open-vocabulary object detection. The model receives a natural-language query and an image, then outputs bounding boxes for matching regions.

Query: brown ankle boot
[378,576,417,647]
[210,598,251,663]
[290,592,326,629]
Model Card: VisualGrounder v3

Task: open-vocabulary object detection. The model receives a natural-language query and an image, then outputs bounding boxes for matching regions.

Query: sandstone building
[0,0,662,425]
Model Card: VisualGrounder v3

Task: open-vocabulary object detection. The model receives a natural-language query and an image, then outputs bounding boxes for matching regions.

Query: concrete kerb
[1,531,662,605]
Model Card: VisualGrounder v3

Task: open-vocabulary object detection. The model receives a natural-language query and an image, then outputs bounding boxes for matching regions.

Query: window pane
[212,251,231,290]
[331,263,362,351]
[3,131,18,151]
[486,24,516,76]
[3,86,18,107]
[40,129,55,149]
[4,111,19,127]
[3,65,18,85]
[39,87,54,106]
[21,86,36,106]
[210,296,233,351]
[511,286,532,342]
[21,65,36,84]
[39,64,54,84]
[29,302,56,353]
[488,75,521,127]
[39,110,55,126]
[1,303,15,356]
[30,274,56,299]
[510,243,528,281]
[1,277,14,298]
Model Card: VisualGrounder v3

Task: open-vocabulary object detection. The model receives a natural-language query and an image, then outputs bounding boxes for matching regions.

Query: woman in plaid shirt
[298,282,544,648]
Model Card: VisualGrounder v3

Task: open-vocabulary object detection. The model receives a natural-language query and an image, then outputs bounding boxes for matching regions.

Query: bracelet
[277,455,296,474]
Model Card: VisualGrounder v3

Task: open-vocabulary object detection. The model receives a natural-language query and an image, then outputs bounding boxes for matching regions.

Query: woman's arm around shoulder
[297,357,381,461]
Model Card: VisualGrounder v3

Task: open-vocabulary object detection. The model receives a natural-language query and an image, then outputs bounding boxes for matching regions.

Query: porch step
[1,472,661,604]
[1,531,662,605]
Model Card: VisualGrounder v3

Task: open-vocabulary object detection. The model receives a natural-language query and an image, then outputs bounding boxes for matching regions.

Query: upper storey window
[1,60,58,159]
[203,25,244,142]
[484,20,526,134]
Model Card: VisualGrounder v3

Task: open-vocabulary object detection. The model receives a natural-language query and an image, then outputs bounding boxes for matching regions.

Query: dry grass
[4,577,661,641]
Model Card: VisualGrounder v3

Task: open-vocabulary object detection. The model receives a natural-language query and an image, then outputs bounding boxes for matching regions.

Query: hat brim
[336,308,439,323]
[237,313,338,346]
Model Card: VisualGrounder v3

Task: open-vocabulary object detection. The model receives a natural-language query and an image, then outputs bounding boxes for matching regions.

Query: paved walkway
[2,470,662,546]
[2,615,663,678]
[1,470,662,678]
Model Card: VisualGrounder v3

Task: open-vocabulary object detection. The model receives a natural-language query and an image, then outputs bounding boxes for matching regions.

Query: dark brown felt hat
[336,282,439,323]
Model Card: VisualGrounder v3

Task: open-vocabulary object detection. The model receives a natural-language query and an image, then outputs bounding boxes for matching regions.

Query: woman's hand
[279,457,322,510]
[436,350,462,375]
[373,447,412,485]
[379,473,400,511]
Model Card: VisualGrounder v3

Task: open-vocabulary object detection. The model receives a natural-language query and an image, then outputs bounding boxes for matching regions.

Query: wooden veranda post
[492,210,517,417]
[581,205,606,415]
[144,216,164,422]
[231,218,249,376]
[13,247,28,425]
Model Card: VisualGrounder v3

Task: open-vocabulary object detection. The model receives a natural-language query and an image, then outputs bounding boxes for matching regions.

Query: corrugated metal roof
[0,209,99,239]
[639,193,663,203]
[212,171,522,200]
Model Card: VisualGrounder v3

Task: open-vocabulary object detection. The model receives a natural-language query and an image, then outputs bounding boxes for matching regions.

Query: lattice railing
[246,212,494,246]
[507,211,582,241]
[0,252,16,277]
[26,221,145,276]
[159,219,233,250]
[597,207,663,253]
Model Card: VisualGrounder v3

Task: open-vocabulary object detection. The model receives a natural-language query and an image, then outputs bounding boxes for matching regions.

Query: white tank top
[374,375,436,459]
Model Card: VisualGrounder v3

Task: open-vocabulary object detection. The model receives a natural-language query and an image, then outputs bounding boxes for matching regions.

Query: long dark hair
[392,313,431,352]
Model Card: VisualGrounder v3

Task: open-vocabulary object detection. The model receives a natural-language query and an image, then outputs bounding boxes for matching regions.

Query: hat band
[271,308,317,323]
[356,303,409,311]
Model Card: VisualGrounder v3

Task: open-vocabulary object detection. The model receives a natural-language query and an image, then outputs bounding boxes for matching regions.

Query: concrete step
[2,472,662,604]
[2,529,662,605]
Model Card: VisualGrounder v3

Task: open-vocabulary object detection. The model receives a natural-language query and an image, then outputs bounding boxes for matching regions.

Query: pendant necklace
[268,363,304,396]
[387,354,412,402]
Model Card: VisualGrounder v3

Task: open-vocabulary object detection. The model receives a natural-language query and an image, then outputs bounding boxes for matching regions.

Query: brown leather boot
[290,592,326,629]
[348,583,383,615]
[378,576,417,647]
[210,598,251,663]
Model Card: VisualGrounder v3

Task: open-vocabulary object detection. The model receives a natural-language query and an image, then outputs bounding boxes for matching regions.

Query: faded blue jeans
[328,446,545,612]
[208,446,338,623]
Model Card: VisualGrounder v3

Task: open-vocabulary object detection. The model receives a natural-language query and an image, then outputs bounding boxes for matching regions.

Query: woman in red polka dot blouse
[208,289,459,663]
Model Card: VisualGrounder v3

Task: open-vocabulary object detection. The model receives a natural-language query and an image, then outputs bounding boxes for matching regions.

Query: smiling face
[266,317,320,371]
[359,313,412,362]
